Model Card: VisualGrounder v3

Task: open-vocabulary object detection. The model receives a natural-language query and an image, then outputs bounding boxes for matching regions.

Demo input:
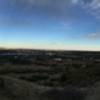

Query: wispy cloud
[1,0,100,26]
[9,0,100,19]
[2,0,100,19]
[7,0,80,18]
[84,32,100,40]
[80,0,100,19]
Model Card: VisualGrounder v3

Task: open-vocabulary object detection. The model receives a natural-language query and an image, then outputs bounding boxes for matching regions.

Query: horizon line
[1,47,100,52]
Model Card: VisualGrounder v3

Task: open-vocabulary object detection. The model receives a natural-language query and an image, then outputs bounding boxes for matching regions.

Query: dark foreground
[0,49,100,100]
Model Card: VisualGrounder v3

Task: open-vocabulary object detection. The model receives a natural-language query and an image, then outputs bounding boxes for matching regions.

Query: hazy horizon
[0,0,100,51]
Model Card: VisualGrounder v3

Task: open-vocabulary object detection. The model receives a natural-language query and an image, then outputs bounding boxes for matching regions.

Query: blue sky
[0,0,100,50]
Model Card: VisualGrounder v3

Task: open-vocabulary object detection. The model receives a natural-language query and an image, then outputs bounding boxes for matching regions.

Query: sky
[0,0,100,50]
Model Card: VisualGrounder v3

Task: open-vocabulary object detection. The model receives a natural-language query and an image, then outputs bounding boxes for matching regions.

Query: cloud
[7,0,80,19]
[89,0,100,10]
[84,32,100,40]
[0,0,75,28]
[9,0,69,11]
[9,0,100,11]
[80,0,100,19]
[9,0,100,19]
[2,0,100,26]
[2,0,100,19]
[71,0,80,4]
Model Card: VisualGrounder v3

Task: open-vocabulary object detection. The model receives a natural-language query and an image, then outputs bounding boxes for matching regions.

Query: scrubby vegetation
[0,49,100,100]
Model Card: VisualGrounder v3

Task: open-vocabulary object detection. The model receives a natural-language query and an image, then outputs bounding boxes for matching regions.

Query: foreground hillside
[0,49,100,100]
[0,75,87,100]
[0,75,100,100]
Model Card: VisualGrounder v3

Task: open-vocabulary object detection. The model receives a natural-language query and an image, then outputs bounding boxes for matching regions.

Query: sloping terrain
[0,75,100,100]
[0,75,50,100]
[0,50,100,100]
[0,75,87,100]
